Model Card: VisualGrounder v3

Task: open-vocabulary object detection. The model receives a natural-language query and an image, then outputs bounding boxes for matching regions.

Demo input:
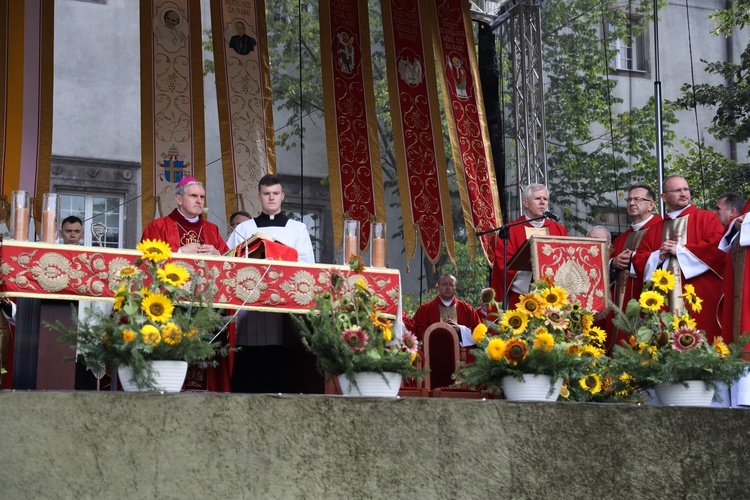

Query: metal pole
[653,0,665,217]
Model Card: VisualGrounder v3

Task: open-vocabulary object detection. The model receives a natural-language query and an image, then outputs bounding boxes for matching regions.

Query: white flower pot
[337,371,401,397]
[654,380,714,407]
[735,372,750,407]
[118,360,188,392]
[501,374,562,402]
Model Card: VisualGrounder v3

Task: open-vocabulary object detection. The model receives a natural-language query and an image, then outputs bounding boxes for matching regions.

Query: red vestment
[141,209,231,392]
[491,216,568,308]
[413,296,481,341]
[721,198,750,342]
[141,209,230,255]
[632,205,727,341]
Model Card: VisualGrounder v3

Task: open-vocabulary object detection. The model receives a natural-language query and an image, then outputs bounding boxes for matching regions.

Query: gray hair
[586,225,611,243]
[522,183,548,200]
[175,180,204,197]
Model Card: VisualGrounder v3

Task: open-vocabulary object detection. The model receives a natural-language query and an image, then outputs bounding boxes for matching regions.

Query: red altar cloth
[0,241,401,317]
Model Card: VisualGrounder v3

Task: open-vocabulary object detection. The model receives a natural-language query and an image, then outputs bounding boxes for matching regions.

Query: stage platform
[1,391,749,499]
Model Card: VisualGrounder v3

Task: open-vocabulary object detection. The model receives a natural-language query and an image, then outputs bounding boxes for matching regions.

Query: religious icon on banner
[447,55,469,100]
[397,52,423,86]
[153,4,189,53]
[159,145,191,184]
[336,32,356,74]
[226,20,258,56]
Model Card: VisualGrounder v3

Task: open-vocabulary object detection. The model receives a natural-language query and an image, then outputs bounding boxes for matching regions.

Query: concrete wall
[2,391,750,499]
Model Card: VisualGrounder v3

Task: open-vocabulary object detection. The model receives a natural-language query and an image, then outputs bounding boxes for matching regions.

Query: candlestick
[343,219,360,263]
[41,210,57,242]
[370,221,387,268]
[10,190,30,241]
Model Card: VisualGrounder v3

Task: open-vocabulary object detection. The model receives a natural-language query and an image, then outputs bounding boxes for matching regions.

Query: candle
[371,237,385,267]
[344,234,358,262]
[41,209,57,243]
[13,207,29,241]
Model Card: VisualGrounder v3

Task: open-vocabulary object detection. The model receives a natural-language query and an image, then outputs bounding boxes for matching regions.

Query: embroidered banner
[0,241,401,316]
[140,0,205,227]
[380,0,454,266]
[427,0,501,265]
[528,236,610,314]
[320,0,385,254]
[1,1,54,234]
[210,0,275,220]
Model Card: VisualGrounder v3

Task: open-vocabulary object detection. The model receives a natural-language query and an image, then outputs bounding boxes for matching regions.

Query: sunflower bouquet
[457,279,607,397]
[53,239,229,389]
[608,269,748,398]
[296,256,423,386]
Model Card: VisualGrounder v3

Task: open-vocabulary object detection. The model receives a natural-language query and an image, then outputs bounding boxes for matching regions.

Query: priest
[141,176,229,256]
[718,197,750,342]
[631,175,727,341]
[491,183,567,309]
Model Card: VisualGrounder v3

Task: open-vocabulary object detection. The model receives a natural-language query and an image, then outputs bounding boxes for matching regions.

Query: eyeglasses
[665,187,690,194]
[625,197,653,203]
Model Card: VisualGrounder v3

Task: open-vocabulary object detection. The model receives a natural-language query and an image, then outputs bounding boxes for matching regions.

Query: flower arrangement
[53,239,229,389]
[458,279,607,397]
[608,269,748,399]
[296,256,423,386]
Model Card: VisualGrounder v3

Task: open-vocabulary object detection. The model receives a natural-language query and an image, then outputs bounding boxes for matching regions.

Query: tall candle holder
[370,221,387,268]
[10,190,30,241]
[41,193,61,243]
[343,219,360,264]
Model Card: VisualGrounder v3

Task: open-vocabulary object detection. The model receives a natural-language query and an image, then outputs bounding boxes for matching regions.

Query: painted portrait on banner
[224,19,257,56]
[153,4,189,53]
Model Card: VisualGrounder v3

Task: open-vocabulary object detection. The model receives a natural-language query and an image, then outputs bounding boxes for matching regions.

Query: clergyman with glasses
[631,175,728,342]
[608,182,661,349]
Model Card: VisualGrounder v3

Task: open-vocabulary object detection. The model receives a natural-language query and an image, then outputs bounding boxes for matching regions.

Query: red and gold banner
[0,241,401,316]
[529,236,610,314]
[210,0,275,220]
[0,0,54,227]
[427,0,501,265]
[140,0,205,227]
[381,0,454,265]
[320,0,385,254]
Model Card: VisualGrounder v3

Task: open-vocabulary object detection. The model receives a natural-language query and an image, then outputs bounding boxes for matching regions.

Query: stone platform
[1,391,749,499]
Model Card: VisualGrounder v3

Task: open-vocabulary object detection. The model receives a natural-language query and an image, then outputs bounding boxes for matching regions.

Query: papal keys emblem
[159,145,191,184]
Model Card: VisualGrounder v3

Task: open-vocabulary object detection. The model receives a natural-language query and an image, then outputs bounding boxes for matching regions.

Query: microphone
[543,210,559,222]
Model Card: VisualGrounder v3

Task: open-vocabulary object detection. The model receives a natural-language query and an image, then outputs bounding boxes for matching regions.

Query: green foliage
[539,0,672,234]
[295,257,424,383]
[50,242,230,390]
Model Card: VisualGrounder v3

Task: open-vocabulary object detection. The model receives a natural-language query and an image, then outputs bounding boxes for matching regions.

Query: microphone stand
[477,214,550,310]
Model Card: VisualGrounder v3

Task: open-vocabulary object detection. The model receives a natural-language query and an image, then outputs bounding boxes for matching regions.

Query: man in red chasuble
[140,177,231,391]
[609,182,662,350]
[631,175,727,341]
[491,184,568,309]
[718,197,750,342]
[141,177,229,256]
[413,273,481,345]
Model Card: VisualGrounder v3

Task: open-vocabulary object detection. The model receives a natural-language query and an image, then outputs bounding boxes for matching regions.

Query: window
[59,192,123,248]
[608,18,647,73]
[289,209,322,263]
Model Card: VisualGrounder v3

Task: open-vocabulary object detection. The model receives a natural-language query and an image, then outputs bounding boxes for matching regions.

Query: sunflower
[670,327,704,352]
[688,295,703,314]
[540,286,568,308]
[585,326,607,347]
[136,239,172,263]
[501,309,529,335]
[516,293,545,318]
[533,329,555,352]
[639,290,664,312]
[651,269,676,293]
[472,323,488,344]
[486,337,507,361]
[355,278,368,290]
[382,326,393,343]
[581,345,604,358]
[580,313,594,334]
[342,326,368,352]
[559,384,570,398]
[671,313,697,331]
[161,323,183,345]
[122,329,136,343]
[505,339,528,365]
[113,285,127,312]
[117,265,140,279]
[140,324,162,347]
[579,373,603,394]
[681,284,697,303]
[141,293,174,323]
[157,263,190,287]
[713,338,730,357]
[543,307,569,330]
[401,331,419,353]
